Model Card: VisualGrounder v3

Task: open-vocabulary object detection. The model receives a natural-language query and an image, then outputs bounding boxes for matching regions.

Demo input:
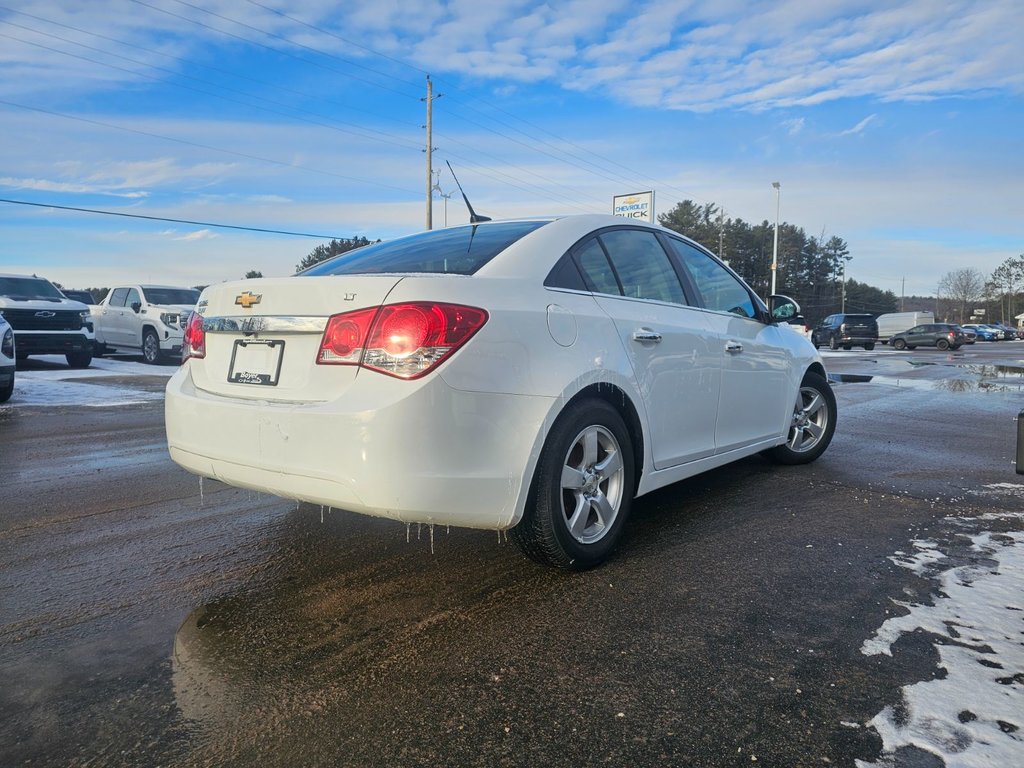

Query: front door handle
[725,341,743,353]
[632,328,662,343]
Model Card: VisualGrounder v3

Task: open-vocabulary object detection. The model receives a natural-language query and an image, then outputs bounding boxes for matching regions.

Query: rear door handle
[725,341,743,353]
[631,328,662,343]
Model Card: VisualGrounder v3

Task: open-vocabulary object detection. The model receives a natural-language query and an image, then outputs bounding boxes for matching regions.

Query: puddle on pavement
[829,364,1024,393]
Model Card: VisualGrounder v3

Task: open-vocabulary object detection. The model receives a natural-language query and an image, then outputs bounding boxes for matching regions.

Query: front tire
[510,399,635,570]
[0,375,13,403]
[142,329,161,364]
[893,338,907,350]
[66,350,92,368]
[766,372,837,465]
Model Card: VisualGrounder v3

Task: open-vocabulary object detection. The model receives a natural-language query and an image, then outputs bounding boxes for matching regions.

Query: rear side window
[597,230,686,305]
[300,221,548,276]
[575,238,621,295]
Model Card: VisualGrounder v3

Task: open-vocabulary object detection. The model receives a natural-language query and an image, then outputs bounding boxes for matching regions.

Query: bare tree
[989,255,1024,322]
[937,268,985,324]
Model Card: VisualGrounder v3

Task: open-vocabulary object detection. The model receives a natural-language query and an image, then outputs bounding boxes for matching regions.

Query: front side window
[108,288,129,307]
[300,221,548,276]
[597,230,686,305]
[666,238,756,318]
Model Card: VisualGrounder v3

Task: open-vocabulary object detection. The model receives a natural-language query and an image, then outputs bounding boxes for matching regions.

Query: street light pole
[771,182,780,295]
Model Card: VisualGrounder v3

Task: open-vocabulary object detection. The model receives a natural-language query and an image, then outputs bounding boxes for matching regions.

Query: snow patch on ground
[858,514,1024,767]
[1,355,173,407]
[971,483,1024,499]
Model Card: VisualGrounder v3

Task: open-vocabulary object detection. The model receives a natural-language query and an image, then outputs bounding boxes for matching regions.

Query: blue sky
[0,0,1021,296]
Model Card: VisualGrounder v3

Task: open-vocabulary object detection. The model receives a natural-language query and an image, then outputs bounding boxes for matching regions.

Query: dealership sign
[613,191,654,223]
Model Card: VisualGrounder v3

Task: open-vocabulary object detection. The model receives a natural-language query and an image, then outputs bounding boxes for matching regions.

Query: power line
[0,197,349,239]
[0,25,425,153]
[0,4,419,134]
[129,0,422,99]
[0,98,422,196]
[137,0,707,208]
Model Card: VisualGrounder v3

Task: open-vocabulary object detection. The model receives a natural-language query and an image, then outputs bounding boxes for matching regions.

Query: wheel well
[565,383,644,492]
[805,362,827,381]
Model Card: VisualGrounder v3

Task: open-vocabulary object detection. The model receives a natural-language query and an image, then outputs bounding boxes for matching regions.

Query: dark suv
[811,313,879,351]
[890,323,966,351]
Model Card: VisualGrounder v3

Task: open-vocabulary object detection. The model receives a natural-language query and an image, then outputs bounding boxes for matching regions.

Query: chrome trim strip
[201,315,328,334]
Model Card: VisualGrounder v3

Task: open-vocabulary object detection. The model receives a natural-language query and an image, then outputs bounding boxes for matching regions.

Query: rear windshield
[142,287,200,305]
[299,221,548,277]
[0,276,65,301]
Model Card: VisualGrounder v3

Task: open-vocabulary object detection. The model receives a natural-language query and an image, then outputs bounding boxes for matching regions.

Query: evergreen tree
[295,236,378,273]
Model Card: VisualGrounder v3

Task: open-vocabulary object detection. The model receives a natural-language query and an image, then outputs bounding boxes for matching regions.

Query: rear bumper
[165,365,555,529]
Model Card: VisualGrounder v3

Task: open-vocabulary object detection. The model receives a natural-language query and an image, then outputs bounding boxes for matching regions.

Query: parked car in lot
[166,215,837,569]
[0,273,94,367]
[811,313,878,350]
[94,285,200,363]
[0,313,14,402]
[890,323,966,351]
[957,326,977,344]
[875,311,934,342]
[988,322,1019,340]
[962,323,999,342]
[60,289,96,305]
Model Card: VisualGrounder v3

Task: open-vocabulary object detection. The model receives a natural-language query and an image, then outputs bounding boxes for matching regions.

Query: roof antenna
[445,161,491,224]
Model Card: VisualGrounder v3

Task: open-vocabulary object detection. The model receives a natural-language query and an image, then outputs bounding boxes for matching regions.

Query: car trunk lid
[188,276,403,401]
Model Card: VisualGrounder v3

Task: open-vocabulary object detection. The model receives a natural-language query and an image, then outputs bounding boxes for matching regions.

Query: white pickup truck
[94,284,200,363]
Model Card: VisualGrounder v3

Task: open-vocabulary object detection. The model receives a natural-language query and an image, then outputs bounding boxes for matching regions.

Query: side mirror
[768,294,800,323]
[131,302,142,313]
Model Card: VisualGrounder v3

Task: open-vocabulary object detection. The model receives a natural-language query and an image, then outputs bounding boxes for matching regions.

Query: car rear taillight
[318,302,488,379]
[184,312,206,359]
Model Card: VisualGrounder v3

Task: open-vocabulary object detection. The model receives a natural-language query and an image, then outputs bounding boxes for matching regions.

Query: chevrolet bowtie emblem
[234,291,262,309]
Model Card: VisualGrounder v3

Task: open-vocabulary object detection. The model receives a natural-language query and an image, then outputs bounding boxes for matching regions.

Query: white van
[876,311,935,343]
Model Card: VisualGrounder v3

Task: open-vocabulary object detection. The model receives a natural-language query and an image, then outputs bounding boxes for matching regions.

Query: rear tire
[936,338,950,350]
[510,399,634,570]
[828,336,839,350]
[0,375,12,403]
[864,343,875,351]
[767,372,837,465]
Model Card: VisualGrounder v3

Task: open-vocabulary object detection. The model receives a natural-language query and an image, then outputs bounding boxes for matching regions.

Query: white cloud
[839,114,877,136]
[782,117,805,136]
[174,229,217,241]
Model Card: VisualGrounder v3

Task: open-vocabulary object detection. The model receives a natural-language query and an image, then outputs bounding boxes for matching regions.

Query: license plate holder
[228,339,285,386]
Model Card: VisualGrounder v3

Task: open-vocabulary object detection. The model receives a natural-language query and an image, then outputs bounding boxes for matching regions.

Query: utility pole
[422,75,441,230]
[771,182,780,295]
[431,170,453,228]
[901,276,905,311]
[718,207,725,260]
[841,260,847,312]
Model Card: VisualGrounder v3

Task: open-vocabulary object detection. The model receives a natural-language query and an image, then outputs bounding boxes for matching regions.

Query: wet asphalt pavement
[1,346,1022,767]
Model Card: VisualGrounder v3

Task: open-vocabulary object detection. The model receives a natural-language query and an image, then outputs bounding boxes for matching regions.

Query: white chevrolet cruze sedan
[165,215,835,569]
